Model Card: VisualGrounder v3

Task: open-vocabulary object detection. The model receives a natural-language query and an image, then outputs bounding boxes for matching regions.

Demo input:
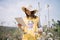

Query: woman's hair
[25,10,37,19]
[31,11,37,18]
[22,7,37,19]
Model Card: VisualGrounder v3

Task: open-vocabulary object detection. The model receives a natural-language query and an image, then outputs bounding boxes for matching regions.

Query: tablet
[15,17,26,26]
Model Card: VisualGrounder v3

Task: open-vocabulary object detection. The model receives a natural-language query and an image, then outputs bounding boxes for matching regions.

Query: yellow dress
[22,17,39,40]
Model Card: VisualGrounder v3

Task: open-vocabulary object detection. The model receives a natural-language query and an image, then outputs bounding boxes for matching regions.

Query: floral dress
[22,17,40,40]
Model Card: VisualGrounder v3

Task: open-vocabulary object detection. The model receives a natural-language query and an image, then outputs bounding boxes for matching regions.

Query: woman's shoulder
[35,16,40,22]
[23,17,28,20]
[36,16,39,19]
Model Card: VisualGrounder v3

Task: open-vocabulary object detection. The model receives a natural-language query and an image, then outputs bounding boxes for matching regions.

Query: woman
[18,6,41,40]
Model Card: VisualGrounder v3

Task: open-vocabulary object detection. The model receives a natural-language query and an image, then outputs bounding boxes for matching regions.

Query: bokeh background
[0,0,60,40]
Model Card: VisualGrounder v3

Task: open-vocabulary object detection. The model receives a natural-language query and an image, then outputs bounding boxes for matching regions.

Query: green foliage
[0,26,22,40]
[52,19,60,40]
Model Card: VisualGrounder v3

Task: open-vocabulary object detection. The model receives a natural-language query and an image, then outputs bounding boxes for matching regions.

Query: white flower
[42,32,46,36]
[47,32,53,37]
[48,38,53,40]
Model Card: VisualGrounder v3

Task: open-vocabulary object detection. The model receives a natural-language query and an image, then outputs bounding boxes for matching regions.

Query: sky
[0,0,60,27]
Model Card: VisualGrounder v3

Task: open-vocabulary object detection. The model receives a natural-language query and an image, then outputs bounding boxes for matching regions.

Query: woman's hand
[38,28,43,35]
[17,24,24,31]
[17,24,22,28]
[38,30,42,34]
